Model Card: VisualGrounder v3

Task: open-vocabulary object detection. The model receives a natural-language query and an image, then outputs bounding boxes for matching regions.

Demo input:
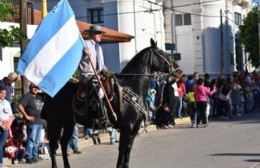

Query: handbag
[218,86,230,101]
[4,129,18,159]
[4,145,18,159]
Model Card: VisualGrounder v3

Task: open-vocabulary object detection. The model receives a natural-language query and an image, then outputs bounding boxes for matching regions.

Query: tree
[0,2,27,48]
[239,7,259,68]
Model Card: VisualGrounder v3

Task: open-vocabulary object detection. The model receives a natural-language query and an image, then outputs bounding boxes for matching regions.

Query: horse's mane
[121,47,151,74]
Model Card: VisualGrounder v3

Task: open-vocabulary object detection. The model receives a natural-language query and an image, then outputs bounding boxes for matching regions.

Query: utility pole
[20,0,29,95]
[42,0,48,18]
[220,9,224,75]
[258,5,260,66]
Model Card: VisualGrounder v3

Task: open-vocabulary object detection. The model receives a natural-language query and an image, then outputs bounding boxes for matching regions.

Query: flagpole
[41,0,48,18]
[84,50,117,122]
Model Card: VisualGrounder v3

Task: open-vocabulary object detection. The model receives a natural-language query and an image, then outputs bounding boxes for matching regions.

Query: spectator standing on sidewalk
[204,73,211,123]
[107,127,118,144]
[187,84,197,128]
[0,72,19,102]
[17,83,45,164]
[218,76,234,119]
[231,77,243,117]
[67,123,82,155]
[194,78,216,127]
[0,86,13,168]
[177,74,186,118]
[162,74,179,127]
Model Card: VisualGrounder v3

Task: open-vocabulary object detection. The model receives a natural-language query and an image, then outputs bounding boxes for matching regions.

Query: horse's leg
[125,118,144,167]
[117,117,143,168]
[116,126,131,168]
[48,122,62,168]
[60,122,75,168]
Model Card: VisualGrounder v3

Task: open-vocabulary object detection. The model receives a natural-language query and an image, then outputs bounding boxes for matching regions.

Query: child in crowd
[146,89,157,122]
[155,103,172,129]
[38,128,50,160]
[187,84,197,127]
[10,117,27,164]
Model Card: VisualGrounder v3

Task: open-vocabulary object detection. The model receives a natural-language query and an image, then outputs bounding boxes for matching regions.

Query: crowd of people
[146,70,260,129]
[0,72,52,167]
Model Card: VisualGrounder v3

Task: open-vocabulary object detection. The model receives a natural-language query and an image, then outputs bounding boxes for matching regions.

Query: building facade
[164,0,252,76]
[34,0,165,73]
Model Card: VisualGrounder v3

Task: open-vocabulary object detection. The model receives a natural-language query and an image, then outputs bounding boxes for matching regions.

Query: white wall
[164,0,252,76]
[0,22,37,78]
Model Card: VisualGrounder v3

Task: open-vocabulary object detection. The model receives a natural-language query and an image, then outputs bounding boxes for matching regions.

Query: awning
[77,21,134,43]
[32,10,134,43]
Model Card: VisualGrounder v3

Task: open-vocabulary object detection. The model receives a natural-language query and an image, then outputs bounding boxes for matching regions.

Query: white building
[34,0,165,72]
[0,22,37,78]
[164,0,252,76]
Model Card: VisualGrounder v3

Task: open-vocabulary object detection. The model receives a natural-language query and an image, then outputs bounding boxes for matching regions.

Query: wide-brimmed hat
[86,25,105,34]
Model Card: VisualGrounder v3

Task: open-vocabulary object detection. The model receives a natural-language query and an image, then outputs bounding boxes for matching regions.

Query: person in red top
[177,74,186,118]
[194,78,216,127]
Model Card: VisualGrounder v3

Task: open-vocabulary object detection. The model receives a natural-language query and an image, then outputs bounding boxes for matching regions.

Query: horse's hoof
[97,137,101,144]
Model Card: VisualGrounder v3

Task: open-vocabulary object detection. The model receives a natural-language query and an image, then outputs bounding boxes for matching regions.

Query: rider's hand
[102,68,109,74]
[83,48,90,57]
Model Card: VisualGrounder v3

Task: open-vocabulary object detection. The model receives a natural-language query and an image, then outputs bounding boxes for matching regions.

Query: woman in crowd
[163,74,179,127]
[218,76,234,119]
[194,78,216,127]
[177,74,186,118]
[0,86,13,168]
[187,84,197,127]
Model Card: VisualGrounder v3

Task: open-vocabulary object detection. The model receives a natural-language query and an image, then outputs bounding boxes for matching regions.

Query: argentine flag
[17,0,85,97]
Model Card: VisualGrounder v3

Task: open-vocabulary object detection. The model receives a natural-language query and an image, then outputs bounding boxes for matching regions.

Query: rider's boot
[99,98,108,128]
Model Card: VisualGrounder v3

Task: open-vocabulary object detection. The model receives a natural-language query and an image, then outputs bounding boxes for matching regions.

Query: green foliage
[239,7,259,68]
[0,2,15,21]
[0,2,27,48]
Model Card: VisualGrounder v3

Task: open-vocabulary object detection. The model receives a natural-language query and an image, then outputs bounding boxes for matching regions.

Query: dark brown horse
[42,38,178,168]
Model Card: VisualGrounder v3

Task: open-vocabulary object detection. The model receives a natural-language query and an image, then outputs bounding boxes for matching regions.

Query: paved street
[6,108,260,168]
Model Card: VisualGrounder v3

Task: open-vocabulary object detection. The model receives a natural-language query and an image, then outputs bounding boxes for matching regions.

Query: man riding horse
[78,25,109,127]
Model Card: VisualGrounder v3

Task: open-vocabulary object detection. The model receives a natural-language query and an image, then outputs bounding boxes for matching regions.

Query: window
[175,13,191,26]
[90,8,104,24]
[184,13,191,25]
[234,12,241,25]
[175,14,183,26]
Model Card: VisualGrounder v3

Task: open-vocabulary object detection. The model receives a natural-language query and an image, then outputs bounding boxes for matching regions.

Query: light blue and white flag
[17,0,85,97]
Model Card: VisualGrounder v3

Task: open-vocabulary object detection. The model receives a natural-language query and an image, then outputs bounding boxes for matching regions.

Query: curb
[77,117,191,148]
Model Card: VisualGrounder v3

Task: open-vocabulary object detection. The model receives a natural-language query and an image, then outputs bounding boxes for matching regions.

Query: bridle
[149,48,173,73]
[116,47,176,77]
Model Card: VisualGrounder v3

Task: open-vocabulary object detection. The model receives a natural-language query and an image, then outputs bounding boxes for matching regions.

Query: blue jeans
[177,97,183,118]
[107,127,117,142]
[26,124,42,159]
[67,124,79,152]
[0,129,9,164]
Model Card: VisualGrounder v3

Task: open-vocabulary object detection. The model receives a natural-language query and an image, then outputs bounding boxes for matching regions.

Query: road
[12,109,260,168]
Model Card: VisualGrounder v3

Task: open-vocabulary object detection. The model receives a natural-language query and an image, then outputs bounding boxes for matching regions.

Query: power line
[32,0,243,21]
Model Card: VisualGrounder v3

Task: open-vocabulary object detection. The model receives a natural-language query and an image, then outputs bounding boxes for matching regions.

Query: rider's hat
[86,25,105,34]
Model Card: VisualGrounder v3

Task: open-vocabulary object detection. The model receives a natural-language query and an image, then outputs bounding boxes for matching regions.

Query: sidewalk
[3,117,191,166]
[77,117,191,148]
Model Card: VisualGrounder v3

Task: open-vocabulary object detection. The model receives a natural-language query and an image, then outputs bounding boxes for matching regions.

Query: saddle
[73,71,118,127]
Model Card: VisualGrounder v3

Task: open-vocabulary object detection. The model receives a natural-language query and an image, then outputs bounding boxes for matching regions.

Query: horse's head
[149,38,179,73]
